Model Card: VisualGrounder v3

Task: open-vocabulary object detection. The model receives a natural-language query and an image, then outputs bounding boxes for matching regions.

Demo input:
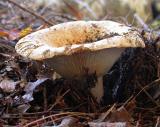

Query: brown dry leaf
[0,30,9,38]
[0,78,17,92]
[95,104,133,127]
[0,27,32,41]
[109,106,133,122]
[0,29,20,40]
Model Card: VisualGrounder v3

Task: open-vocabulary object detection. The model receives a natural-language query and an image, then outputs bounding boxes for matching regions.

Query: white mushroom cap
[16,21,145,59]
[15,20,145,78]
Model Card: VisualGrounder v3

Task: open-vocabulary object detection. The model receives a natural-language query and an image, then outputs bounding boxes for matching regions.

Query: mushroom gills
[45,48,125,102]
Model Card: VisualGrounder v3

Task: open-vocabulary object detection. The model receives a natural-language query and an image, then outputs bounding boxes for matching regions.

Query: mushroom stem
[90,76,103,102]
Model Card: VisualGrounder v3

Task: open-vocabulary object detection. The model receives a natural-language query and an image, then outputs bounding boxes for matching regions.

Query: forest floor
[0,0,160,126]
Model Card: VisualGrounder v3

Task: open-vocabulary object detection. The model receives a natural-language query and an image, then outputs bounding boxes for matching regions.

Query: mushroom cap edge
[15,20,145,60]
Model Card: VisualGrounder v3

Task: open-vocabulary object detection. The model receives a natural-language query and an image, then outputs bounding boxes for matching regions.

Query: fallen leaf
[13,104,31,113]
[23,78,49,102]
[0,27,32,41]
[109,106,133,122]
[55,117,78,127]
[8,29,20,40]
[88,122,128,127]
[0,30,9,38]
[95,105,133,126]
[24,78,49,93]
[0,29,19,40]
[0,78,17,92]
[19,26,32,38]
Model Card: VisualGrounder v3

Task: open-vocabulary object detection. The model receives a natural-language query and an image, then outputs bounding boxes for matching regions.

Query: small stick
[155,116,160,127]
[134,78,160,107]
[137,83,159,107]
[24,112,94,127]
[134,13,150,31]
[5,0,54,26]
[48,89,70,111]
[136,79,160,98]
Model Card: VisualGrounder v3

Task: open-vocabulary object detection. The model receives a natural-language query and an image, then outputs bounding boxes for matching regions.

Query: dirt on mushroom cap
[15,21,145,60]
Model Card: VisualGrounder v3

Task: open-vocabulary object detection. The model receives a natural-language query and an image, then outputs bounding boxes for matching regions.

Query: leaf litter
[0,0,159,127]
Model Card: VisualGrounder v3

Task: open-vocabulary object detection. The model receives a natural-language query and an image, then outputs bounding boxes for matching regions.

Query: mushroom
[15,21,145,102]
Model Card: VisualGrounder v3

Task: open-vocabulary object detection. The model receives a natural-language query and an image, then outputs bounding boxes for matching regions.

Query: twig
[24,112,95,127]
[133,78,160,107]
[134,13,150,31]
[122,95,134,107]
[155,116,160,127]
[47,12,77,21]
[63,0,83,20]
[73,0,97,19]
[95,104,116,122]
[0,118,7,124]
[5,0,54,26]
[48,89,70,111]
[137,82,159,107]
[134,78,160,98]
